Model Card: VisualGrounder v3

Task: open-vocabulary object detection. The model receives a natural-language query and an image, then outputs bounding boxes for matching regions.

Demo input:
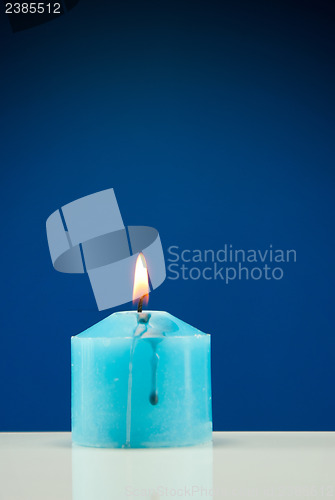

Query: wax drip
[125,313,149,447]
[149,349,159,405]
[125,311,165,446]
[146,332,165,406]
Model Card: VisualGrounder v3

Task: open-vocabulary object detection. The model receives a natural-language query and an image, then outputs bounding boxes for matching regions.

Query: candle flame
[133,253,149,305]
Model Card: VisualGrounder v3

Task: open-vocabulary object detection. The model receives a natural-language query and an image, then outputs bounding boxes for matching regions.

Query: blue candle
[71,310,212,448]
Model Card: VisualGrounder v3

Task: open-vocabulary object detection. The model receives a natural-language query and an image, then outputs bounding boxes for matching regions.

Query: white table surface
[0,432,334,499]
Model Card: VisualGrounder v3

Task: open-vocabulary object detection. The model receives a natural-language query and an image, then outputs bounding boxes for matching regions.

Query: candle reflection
[72,444,213,499]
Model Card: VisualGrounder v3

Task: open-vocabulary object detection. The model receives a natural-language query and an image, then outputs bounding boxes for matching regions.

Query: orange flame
[133,253,149,304]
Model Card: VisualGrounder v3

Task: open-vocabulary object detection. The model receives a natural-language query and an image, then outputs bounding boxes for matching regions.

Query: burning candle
[71,254,212,448]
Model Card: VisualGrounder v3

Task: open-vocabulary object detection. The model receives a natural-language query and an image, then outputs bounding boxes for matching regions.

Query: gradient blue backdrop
[0,0,334,431]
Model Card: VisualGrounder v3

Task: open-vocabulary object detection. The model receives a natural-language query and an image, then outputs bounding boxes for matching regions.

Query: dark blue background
[1,0,334,431]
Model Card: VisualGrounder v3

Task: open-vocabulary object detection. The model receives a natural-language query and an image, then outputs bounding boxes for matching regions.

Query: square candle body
[71,311,212,448]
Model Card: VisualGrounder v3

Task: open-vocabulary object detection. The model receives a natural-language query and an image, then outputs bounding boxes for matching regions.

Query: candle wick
[137,296,144,313]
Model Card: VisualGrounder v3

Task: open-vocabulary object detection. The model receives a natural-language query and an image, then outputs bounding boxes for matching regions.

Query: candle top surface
[73,311,207,339]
